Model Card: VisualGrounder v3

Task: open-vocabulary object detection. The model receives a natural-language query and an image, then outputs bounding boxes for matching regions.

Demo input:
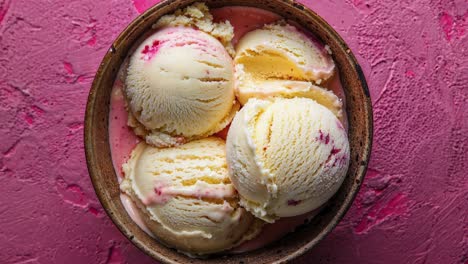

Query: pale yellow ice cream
[234,23,342,117]
[154,2,235,56]
[120,137,262,255]
[226,98,350,223]
[125,26,239,147]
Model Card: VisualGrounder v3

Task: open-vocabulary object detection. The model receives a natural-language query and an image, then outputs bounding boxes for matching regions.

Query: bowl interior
[85,0,373,263]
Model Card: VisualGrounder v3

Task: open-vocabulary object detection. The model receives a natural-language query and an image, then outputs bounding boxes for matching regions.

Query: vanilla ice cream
[125,26,239,147]
[234,23,342,117]
[226,98,350,223]
[154,2,235,56]
[121,137,262,254]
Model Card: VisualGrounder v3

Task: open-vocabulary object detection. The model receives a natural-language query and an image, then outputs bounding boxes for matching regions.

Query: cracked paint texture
[0,0,466,263]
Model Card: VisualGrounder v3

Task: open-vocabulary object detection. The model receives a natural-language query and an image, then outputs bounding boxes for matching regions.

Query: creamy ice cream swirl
[226,98,350,223]
[120,137,263,255]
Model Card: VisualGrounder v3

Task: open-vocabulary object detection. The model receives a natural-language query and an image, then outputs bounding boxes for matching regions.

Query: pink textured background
[1,0,467,263]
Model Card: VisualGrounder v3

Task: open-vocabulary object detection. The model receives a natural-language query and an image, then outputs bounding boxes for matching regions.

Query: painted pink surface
[0,0,466,263]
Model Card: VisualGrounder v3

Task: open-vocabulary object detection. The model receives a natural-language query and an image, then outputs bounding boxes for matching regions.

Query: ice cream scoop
[125,26,239,148]
[154,2,235,56]
[120,137,262,255]
[234,23,342,117]
[226,98,350,223]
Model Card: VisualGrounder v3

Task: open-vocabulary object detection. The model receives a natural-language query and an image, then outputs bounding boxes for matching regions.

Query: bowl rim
[85,0,373,263]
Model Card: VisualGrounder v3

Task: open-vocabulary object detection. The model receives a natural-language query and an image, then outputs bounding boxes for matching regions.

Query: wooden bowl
[85,0,373,263]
